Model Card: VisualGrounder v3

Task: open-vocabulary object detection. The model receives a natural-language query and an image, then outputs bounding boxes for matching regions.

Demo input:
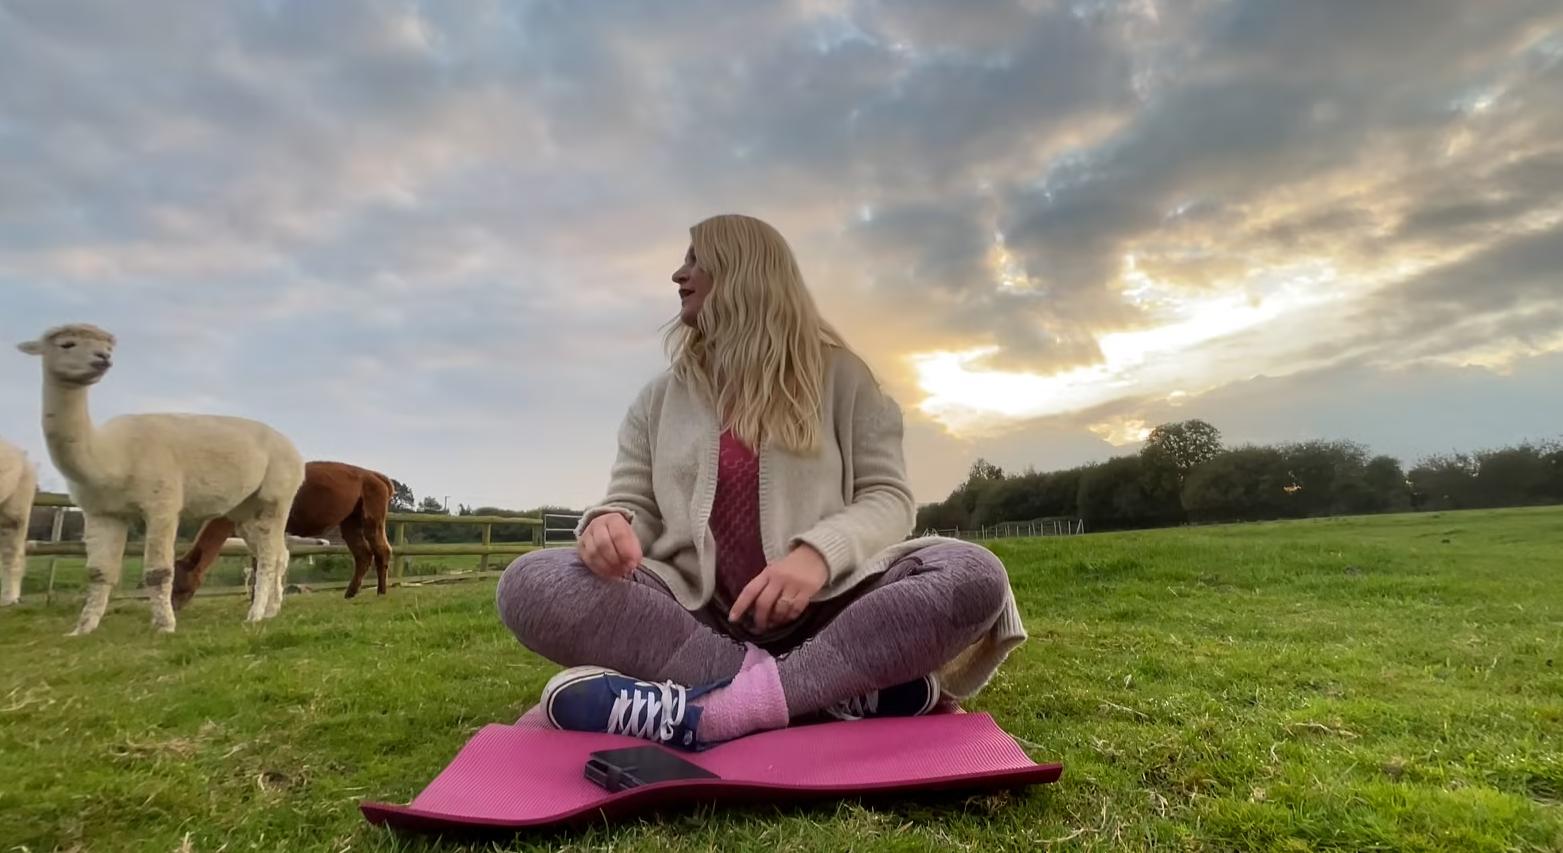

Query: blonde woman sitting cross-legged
[495,213,1027,751]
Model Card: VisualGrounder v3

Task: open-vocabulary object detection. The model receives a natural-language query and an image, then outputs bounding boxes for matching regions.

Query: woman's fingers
[579,514,636,579]
[729,571,767,623]
[580,525,610,578]
[607,517,641,576]
[731,571,814,630]
[752,575,793,631]
[774,587,808,625]
[766,584,807,628]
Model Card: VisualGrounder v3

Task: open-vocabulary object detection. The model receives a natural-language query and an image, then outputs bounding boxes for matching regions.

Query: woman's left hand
[729,545,828,632]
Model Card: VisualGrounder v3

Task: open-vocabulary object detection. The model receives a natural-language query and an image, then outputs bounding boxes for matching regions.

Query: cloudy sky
[2,0,1560,512]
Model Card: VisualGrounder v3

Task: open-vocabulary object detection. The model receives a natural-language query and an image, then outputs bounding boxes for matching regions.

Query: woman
[496,213,1026,751]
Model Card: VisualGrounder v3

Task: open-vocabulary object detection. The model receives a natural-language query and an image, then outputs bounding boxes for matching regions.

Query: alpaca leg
[68,515,129,637]
[141,511,181,633]
[362,507,393,596]
[339,513,373,599]
[0,518,25,607]
[267,553,286,618]
[239,516,287,622]
[0,463,34,606]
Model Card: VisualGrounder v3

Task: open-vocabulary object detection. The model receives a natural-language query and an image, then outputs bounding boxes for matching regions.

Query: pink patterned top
[710,429,769,607]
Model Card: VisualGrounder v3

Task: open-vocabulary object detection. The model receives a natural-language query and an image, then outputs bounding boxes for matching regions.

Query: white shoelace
[827,690,880,721]
[606,680,687,742]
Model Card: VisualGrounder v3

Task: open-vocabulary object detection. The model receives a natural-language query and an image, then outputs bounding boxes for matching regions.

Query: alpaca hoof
[155,624,176,634]
[344,589,358,599]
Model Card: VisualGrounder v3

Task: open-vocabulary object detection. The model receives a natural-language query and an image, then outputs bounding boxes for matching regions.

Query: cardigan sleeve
[788,356,917,584]
[574,382,664,549]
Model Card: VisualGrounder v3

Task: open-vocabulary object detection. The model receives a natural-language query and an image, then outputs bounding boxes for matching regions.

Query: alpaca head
[16,324,117,386]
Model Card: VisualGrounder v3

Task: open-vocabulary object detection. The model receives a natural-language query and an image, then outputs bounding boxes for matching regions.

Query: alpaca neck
[41,380,106,485]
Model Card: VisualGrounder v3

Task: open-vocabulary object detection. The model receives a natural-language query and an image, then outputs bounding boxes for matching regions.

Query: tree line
[914,419,1563,534]
[27,420,1561,545]
[387,482,582,545]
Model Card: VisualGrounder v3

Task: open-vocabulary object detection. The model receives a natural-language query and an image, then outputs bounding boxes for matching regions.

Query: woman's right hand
[578,511,642,579]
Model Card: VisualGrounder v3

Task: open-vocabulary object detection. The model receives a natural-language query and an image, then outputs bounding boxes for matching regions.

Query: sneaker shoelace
[607,679,688,742]
[828,690,880,720]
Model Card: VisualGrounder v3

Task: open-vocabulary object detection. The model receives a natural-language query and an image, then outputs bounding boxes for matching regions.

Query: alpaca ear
[16,340,42,355]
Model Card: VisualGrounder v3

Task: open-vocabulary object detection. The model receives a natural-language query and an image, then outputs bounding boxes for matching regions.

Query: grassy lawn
[3,507,1560,852]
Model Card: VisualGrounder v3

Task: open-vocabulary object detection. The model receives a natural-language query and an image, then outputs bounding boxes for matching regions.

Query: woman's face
[671,243,713,327]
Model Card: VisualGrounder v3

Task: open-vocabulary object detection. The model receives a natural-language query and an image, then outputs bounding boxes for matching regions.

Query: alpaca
[16,323,307,635]
[172,460,396,609]
[0,435,37,606]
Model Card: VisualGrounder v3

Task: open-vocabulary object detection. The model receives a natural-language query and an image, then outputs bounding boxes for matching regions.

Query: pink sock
[692,644,789,743]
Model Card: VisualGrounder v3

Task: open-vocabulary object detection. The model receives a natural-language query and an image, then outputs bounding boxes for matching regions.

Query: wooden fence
[22,492,581,601]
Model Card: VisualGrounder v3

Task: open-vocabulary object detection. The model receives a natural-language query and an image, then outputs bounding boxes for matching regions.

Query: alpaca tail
[171,516,238,610]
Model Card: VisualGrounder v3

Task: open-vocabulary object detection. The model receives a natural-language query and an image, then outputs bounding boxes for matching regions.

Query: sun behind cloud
[908,258,1345,437]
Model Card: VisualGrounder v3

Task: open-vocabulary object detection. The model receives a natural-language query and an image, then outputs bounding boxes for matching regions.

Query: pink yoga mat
[360,706,1063,834]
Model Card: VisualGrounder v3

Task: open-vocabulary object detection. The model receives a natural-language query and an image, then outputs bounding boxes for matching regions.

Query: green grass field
[3,507,1560,852]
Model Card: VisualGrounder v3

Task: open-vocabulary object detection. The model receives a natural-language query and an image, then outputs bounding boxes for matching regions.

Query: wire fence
[920,517,1086,540]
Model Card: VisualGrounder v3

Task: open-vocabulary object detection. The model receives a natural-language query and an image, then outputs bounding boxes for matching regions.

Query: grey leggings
[495,540,1010,718]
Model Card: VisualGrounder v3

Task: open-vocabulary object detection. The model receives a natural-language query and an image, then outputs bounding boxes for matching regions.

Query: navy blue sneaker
[541,666,729,751]
[824,673,941,721]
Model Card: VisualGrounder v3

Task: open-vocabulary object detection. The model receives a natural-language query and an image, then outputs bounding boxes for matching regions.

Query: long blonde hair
[664,213,855,456]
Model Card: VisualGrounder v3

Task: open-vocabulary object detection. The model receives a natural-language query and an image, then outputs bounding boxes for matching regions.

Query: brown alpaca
[172,460,395,609]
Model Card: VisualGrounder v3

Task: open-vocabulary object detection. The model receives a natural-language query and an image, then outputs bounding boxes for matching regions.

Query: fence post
[480,523,491,571]
[395,522,408,579]
[44,507,65,605]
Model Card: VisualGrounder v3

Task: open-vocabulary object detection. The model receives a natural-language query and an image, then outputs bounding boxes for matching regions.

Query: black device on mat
[583,745,721,792]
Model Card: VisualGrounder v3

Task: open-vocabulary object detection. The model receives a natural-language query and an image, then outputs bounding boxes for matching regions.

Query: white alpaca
[0,435,37,606]
[16,323,307,635]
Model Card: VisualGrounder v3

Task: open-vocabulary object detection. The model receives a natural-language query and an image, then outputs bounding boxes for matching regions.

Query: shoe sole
[542,665,622,730]
[915,672,942,715]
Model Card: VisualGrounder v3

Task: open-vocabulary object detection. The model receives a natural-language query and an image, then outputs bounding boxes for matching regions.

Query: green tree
[1142,419,1223,472]
[1181,445,1294,523]
[1139,420,1221,525]
[1407,453,1478,510]
[1076,455,1158,531]
[968,458,1005,482]
[389,478,415,512]
[1276,438,1372,517]
[914,500,968,533]
[417,496,448,514]
[1361,455,1413,513]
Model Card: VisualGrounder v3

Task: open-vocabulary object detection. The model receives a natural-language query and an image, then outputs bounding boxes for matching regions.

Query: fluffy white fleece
[17,323,306,635]
[0,434,37,606]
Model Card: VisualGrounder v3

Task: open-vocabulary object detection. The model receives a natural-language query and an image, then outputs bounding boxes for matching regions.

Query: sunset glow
[910,278,1345,436]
